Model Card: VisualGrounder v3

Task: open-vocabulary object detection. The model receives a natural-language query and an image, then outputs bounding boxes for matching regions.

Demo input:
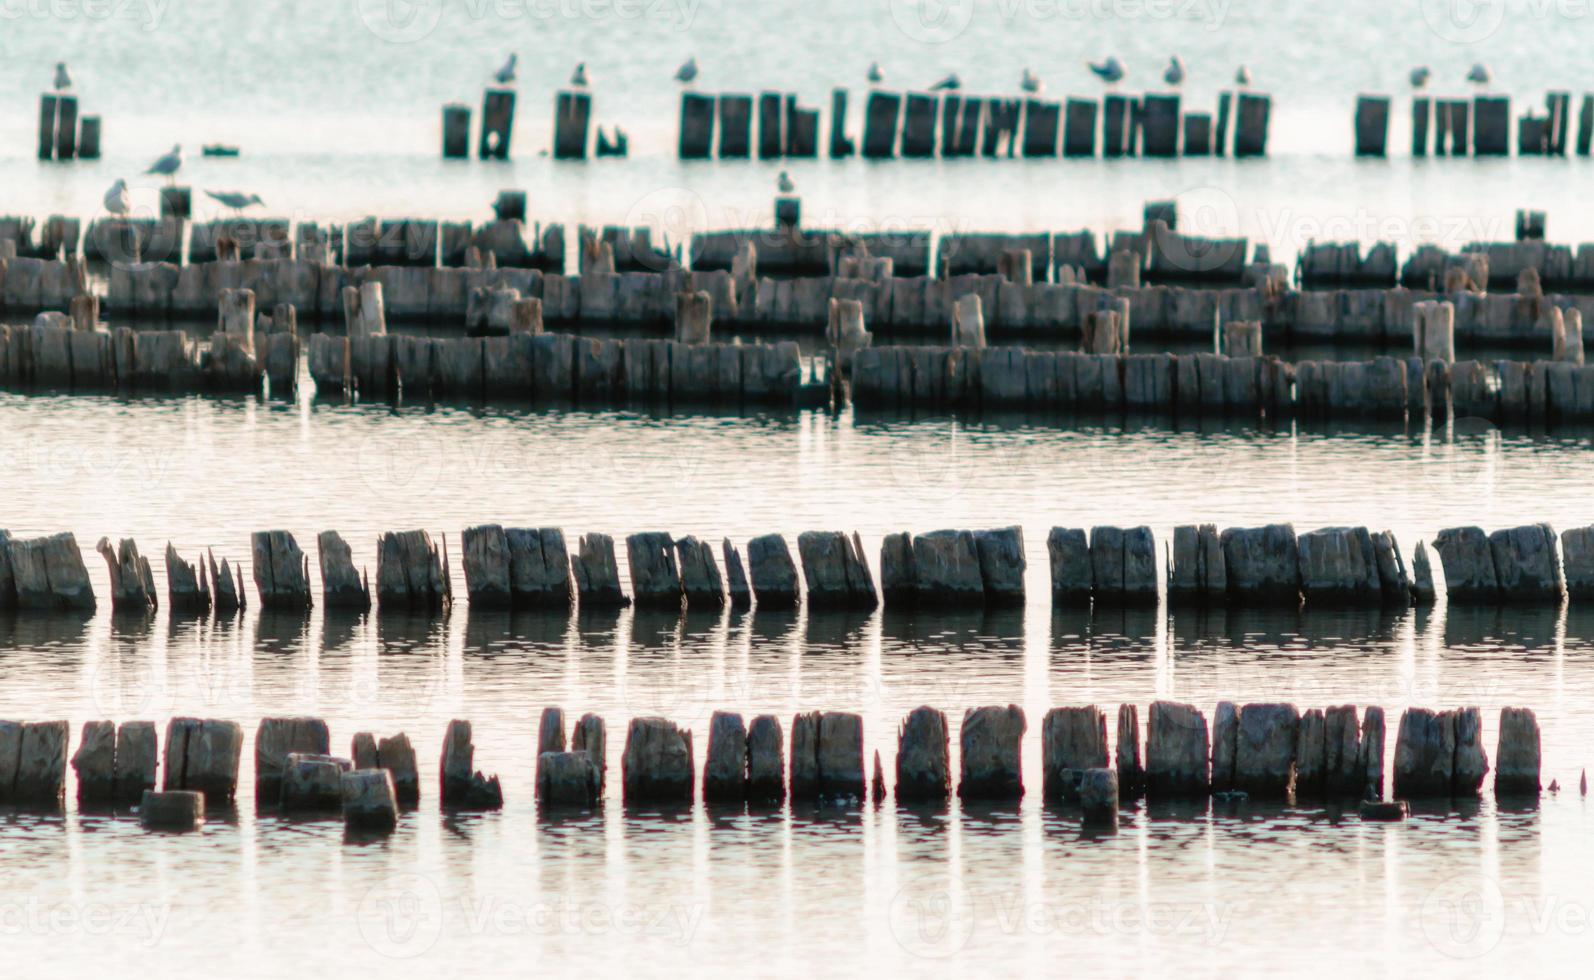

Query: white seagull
[145,144,183,184]
[777,171,795,194]
[1467,63,1491,86]
[930,72,961,91]
[1410,66,1431,89]
[867,62,884,84]
[1020,68,1043,94]
[54,62,72,91]
[494,53,517,85]
[1234,65,1252,87]
[1088,56,1125,84]
[675,57,698,84]
[205,190,264,213]
[103,179,129,217]
[1163,55,1186,87]
[570,63,588,87]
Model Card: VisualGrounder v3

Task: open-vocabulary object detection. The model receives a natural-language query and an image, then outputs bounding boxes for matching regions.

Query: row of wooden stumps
[679,90,1271,160]
[1356,93,1585,157]
[38,94,101,161]
[0,703,1552,835]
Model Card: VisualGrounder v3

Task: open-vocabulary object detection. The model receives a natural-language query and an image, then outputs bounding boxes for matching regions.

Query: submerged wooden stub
[790,710,864,803]
[342,769,400,831]
[440,720,502,809]
[255,716,331,801]
[4,532,95,611]
[572,532,628,608]
[316,530,370,610]
[626,531,682,609]
[0,720,69,805]
[139,789,203,831]
[280,753,353,810]
[674,535,726,610]
[747,714,784,803]
[1042,705,1108,803]
[959,705,1026,801]
[896,705,950,803]
[1392,707,1490,799]
[1495,706,1541,797]
[351,731,420,805]
[622,716,694,804]
[95,536,156,613]
[376,530,451,611]
[164,543,212,614]
[747,533,800,609]
[1146,701,1209,800]
[162,718,244,803]
[703,710,749,803]
[796,530,877,610]
[251,530,311,610]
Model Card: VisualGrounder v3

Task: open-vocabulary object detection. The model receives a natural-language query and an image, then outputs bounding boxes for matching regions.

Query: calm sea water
[1,0,1593,268]
[2,388,1594,975]
[5,4,1594,977]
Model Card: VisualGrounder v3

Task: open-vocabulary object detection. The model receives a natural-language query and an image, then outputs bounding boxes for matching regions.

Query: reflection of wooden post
[38,94,58,159]
[478,88,515,160]
[55,95,78,159]
[79,116,101,159]
[441,104,470,159]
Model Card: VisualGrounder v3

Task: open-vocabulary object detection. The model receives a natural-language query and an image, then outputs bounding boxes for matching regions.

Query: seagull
[1020,68,1042,94]
[205,190,264,213]
[54,62,72,91]
[930,72,961,91]
[570,62,588,87]
[1467,62,1491,86]
[494,53,517,85]
[1163,55,1186,87]
[1088,56,1125,84]
[1234,65,1252,87]
[675,56,698,84]
[867,62,884,84]
[777,171,795,194]
[103,179,129,217]
[1410,66,1431,89]
[145,144,183,184]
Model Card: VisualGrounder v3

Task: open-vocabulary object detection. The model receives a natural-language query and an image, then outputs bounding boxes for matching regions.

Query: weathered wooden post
[553,91,590,160]
[480,89,515,159]
[38,94,58,159]
[55,95,78,160]
[679,93,715,159]
[1355,96,1390,157]
[442,103,471,159]
[958,705,1026,801]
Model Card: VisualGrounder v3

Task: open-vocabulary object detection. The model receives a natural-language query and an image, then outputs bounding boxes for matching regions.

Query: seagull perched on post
[1163,55,1186,87]
[103,179,129,217]
[1234,65,1252,87]
[868,62,884,84]
[205,190,264,214]
[1020,68,1042,93]
[1410,66,1431,89]
[675,57,698,84]
[1088,56,1125,85]
[570,63,588,87]
[1467,63,1491,86]
[145,144,183,185]
[54,62,72,91]
[777,171,795,194]
[494,53,517,85]
[930,72,961,91]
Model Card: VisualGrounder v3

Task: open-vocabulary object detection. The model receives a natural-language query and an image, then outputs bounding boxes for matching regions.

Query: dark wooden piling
[552,91,588,160]
[1140,94,1179,157]
[622,717,694,804]
[902,93,937,157]
[1234,93,1270,157]
[829,88,854,158]
[1022,99,1060,157]
[38,94,58,159]
[1103,94,1130,157]
[785,95,819,157]
[78,116,101,159]
[862,92,900,158]
[758,92,783,159]
[1473,96,1509,156]
[442,103,470,158]
[1183,114,1212,155]
[1355,96,1389,157]
[55,95,78,160]
[1412,97,1430,156]
[480,88,516,159]
[959,705,1026,801]
[679,93,715,159]
[1063,98,1097,157]
[983,98,1021,157]
[719,94,752,158]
